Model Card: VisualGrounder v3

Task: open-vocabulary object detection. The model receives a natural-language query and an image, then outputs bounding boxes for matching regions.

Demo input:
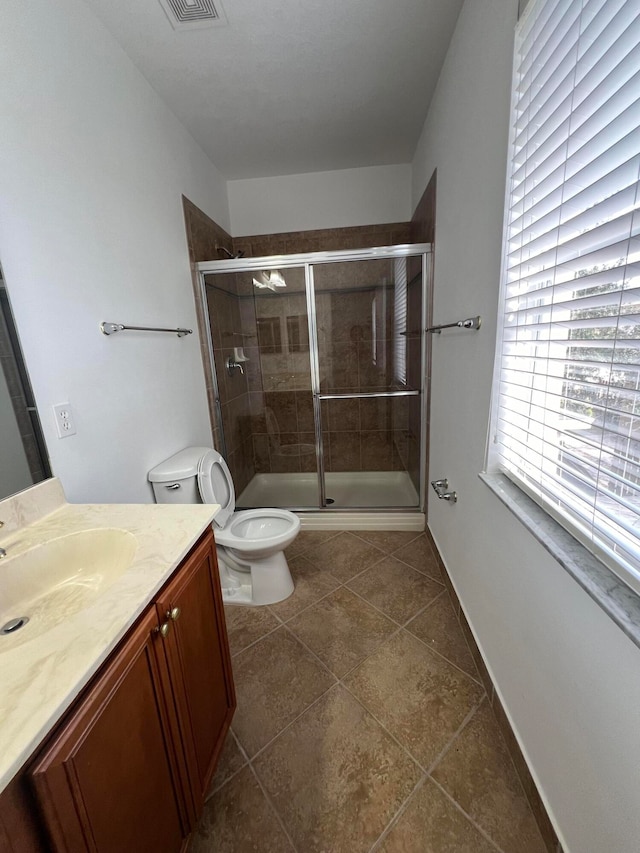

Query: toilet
[148,446,298,606]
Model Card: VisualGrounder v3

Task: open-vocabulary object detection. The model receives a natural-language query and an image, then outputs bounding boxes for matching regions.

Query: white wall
[0,0,230,502]
[228,164,412,236]
[412,2,640,851]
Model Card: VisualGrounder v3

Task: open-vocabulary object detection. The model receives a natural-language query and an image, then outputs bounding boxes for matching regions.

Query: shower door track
[198,243,432,514]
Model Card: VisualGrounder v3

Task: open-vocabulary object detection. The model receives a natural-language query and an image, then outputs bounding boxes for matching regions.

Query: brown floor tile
[254,685,421,853]
[206,731,246,797]
[432,701,547,853]
[232,628,336,757]
[344,631,484,768]
[192,766,294,852]
[354,530,422,553]
[224,604,280,655]
[303,531,385,582]
[288,587,397,677]
[393,534,443,581]
[347,556,444,624]
[269,554,341,621]
[286,530,340,559]
[406,592,479,680]
[378,778,496,853]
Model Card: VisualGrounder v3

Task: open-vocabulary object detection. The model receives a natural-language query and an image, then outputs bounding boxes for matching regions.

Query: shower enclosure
[198,244,431,514]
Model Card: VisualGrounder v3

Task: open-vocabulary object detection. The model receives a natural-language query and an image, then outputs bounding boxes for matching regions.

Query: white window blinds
[490,0,640,590]
[394,257,408,385]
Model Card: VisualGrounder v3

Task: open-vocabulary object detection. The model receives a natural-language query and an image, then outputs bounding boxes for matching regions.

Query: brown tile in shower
[326,397,359,432]
[269,435,301,474]
[283,235,321,253]
[269,554,341,622]
[328,431,361,471]
[253,685,420,853]
[359,396,391,431]
[344,631,484,768]
[192,766,294,853]
[431,700,547,853]
[360,430,395,472]
[405,592,479,680]
[322,341,358,391]
[298,433,319,473]
[264,391,298,433]
[252,434,270,473]
[224,604,280,656]
[303,531,385,582]
[295,390,315,431]
[378,778,496,853]
[243,349,263,394]
[393,534,443,582]
[347,557,444,625]
[357,342,389,391]
[287,588,396,678]
[231,628,336,758]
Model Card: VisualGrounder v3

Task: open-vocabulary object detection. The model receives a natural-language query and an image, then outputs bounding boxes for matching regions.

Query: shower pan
[197,244,431,521]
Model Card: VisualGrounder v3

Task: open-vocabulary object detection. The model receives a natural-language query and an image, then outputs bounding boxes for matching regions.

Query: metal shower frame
[197,243,432,513]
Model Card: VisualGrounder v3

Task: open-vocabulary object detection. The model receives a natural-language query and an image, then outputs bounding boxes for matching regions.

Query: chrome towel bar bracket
[431,478,457,503]
[426,315,481,334]
[100,322,192,337]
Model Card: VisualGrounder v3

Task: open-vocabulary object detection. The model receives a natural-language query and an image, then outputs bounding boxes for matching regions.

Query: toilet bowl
[148,446,298,606]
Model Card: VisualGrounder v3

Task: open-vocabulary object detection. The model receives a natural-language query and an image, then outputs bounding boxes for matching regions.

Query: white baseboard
[296,512,425,531]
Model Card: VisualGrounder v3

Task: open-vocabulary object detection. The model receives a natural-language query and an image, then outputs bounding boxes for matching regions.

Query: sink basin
[0,529,137,647]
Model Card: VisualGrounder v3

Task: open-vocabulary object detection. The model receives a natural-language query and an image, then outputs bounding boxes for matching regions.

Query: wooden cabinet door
[31,608,190,853]
[155,530,236,813]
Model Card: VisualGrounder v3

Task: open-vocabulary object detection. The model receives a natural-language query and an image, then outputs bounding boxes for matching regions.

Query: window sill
[479,472,640,650]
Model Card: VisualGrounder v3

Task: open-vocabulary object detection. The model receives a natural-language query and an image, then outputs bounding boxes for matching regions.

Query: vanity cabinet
[22,528,235,852]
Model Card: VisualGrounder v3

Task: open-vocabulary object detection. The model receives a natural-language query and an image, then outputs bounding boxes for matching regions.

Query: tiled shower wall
[185,200,426,497]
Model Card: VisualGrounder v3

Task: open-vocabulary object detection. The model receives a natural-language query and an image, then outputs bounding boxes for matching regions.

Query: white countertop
[0,479,219,792]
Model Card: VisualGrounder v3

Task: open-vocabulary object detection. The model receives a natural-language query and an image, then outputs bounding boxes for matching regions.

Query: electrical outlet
[53,403,76,438]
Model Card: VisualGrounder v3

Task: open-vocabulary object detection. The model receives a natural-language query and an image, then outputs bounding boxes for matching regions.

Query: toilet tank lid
[148,446,213,482]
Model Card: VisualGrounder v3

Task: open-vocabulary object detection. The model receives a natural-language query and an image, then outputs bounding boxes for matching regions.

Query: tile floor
[192,530,547,853]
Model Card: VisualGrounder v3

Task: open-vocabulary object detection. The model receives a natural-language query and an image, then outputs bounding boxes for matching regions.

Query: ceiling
[85,0,464,180]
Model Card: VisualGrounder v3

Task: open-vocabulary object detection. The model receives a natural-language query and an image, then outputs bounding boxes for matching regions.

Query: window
[489,0,640,591]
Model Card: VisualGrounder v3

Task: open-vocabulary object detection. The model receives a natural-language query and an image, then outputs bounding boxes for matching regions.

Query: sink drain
[1,617,29,635]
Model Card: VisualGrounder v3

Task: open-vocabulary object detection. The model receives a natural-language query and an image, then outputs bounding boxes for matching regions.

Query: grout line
[269,583,342,625]
[247,762,299,853]
[400,622,485,688]
[246,680,340,764]
[336,623,405,682]
[229,622,282,658]
[429,777,507,853]
[425,697,485,776]
[350,529,423,551]
[339,680,429,774]
[205,729,249,799]
[368,774,428,853]
[280,622,341,681]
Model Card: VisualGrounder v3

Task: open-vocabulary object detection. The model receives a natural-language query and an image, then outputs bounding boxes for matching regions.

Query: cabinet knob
[168,606,181,622]
[155,621,170,638]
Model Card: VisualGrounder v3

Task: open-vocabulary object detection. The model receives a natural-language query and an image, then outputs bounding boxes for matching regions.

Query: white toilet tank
[148,446,211,505]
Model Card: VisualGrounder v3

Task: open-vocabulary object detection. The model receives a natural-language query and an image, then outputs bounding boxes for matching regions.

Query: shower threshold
[236,470,420,510]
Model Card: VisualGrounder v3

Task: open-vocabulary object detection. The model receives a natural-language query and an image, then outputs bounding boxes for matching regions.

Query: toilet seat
[197,449,236,528]
[215,508,300,555]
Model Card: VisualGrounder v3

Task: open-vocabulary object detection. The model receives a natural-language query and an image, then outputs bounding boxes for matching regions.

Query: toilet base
[216,546,294,606]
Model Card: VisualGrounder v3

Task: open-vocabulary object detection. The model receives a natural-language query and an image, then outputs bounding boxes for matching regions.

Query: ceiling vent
[158,0,227,30]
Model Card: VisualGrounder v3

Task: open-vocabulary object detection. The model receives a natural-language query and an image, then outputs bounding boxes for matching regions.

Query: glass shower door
[311,253,425,508]
[203,265,318,509]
